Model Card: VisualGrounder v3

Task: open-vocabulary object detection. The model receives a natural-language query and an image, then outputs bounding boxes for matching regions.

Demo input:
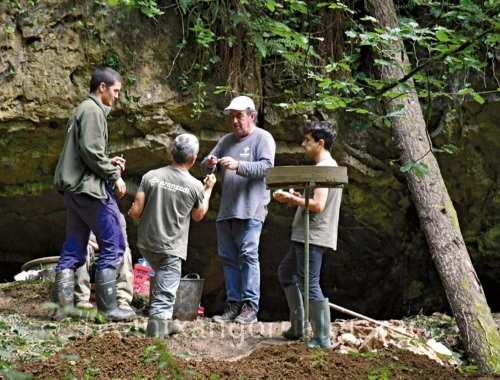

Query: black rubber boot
[146,318,182,338]
[282,284,304,340]
[308,298,331,348]
[95,268,136,322]
[52,269,75,321]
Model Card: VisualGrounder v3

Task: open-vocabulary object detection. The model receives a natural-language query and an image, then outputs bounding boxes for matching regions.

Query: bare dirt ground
[1,280,499,379]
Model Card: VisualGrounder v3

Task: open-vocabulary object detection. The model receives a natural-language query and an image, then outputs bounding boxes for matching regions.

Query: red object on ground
[133,264,152,295]
[198,305,204,316]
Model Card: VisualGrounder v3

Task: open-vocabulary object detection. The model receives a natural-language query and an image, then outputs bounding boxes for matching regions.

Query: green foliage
[102,50,123,72]
[105,0,163,17]
[348,350,377,358]
[142,340,184,379]
[407,313,458,342]
[367,364,407,380]
[458,360,478,373]
[310,347,327,369]
[5,0,40,14]
[432,144,459,155]
[400,160,430,178]
[103,0,497,171]
[6,0,25,14]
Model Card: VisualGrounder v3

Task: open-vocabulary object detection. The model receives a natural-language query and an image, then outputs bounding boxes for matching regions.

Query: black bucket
[173,273,204,321]
[150,273,204,321]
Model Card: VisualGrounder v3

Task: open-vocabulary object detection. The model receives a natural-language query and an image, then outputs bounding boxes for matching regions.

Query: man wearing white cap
[201,96,276,324]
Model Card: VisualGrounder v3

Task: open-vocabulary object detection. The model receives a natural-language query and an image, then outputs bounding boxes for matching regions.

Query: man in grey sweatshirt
[201,96,276,324]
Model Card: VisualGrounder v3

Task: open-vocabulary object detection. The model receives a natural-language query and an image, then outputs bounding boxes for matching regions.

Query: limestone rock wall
[0,1,498,319]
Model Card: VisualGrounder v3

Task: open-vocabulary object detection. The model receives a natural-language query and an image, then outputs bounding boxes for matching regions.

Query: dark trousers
[56,188,125,272]
[278,242,328,301]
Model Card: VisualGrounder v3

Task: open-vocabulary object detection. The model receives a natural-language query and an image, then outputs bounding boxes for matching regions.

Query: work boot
[52,269,75,321]
[282,284,304,340]
[146,318,182,338]
[95,268,136,322]
[212,301,242,323]
[234,303,258,324]
[308,298,331,348]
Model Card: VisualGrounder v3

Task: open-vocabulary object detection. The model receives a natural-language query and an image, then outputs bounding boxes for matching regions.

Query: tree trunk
[366,0,500,373]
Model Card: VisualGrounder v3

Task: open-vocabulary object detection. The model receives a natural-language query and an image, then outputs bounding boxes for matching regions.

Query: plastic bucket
[149,273,204,321]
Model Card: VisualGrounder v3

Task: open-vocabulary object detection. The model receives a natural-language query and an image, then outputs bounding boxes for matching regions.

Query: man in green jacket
[52,67,135,322]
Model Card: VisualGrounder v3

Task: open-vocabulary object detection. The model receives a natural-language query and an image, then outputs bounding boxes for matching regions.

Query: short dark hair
[172,134,199,164]
[89,67,123,93]
[299,121,337,151]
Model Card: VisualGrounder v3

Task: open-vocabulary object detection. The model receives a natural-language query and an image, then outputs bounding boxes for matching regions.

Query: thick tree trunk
[366,0,500,373]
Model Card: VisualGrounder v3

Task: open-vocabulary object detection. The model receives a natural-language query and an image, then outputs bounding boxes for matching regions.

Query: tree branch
[371,26,497,99]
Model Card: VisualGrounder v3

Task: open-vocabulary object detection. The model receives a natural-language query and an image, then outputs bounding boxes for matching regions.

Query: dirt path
[1,281,499,379]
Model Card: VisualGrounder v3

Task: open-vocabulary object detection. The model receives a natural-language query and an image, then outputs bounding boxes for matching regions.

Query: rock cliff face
[1,1,498,319]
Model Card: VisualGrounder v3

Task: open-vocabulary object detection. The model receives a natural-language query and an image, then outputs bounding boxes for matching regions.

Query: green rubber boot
[282,284,304,340]
[308,298,331,348]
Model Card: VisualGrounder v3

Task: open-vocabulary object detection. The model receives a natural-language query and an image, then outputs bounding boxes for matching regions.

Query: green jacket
[54,94,121,199]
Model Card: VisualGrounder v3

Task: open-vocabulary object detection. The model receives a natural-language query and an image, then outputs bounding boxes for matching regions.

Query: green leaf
[400,161,414,173]
[291,32,309,48]
[433,144,459,154]
[360,16,378,23]
[289,1,308,14]
[230,14,248,26]
[472,92,484,104]
[385,108,405,118]
[266,0,276,12]
[354,108,370,114]
[318,79,332,88]
[213,85,232,94]
[435,43,450,52]
[414,162,430,178]
[435,30,449,42]
[399,82,413,91]
[458,88,473,95]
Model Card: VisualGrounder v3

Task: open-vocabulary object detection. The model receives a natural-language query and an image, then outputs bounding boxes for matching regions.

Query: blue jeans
[216,219,263,311]
[140,248,182,321]
[278,242,328,301]
[56,188,125,272]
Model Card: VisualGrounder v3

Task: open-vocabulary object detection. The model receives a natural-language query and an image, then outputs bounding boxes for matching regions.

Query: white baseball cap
[224,96,256,113]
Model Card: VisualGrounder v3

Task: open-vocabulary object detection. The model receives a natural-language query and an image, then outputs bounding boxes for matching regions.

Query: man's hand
[205,155,218,170]
[218,156,239,170]
[272,189,301,204]
[114,177,126,198]
[110,156,126,172]
[203,174,217,189]
[273,189,291,204]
